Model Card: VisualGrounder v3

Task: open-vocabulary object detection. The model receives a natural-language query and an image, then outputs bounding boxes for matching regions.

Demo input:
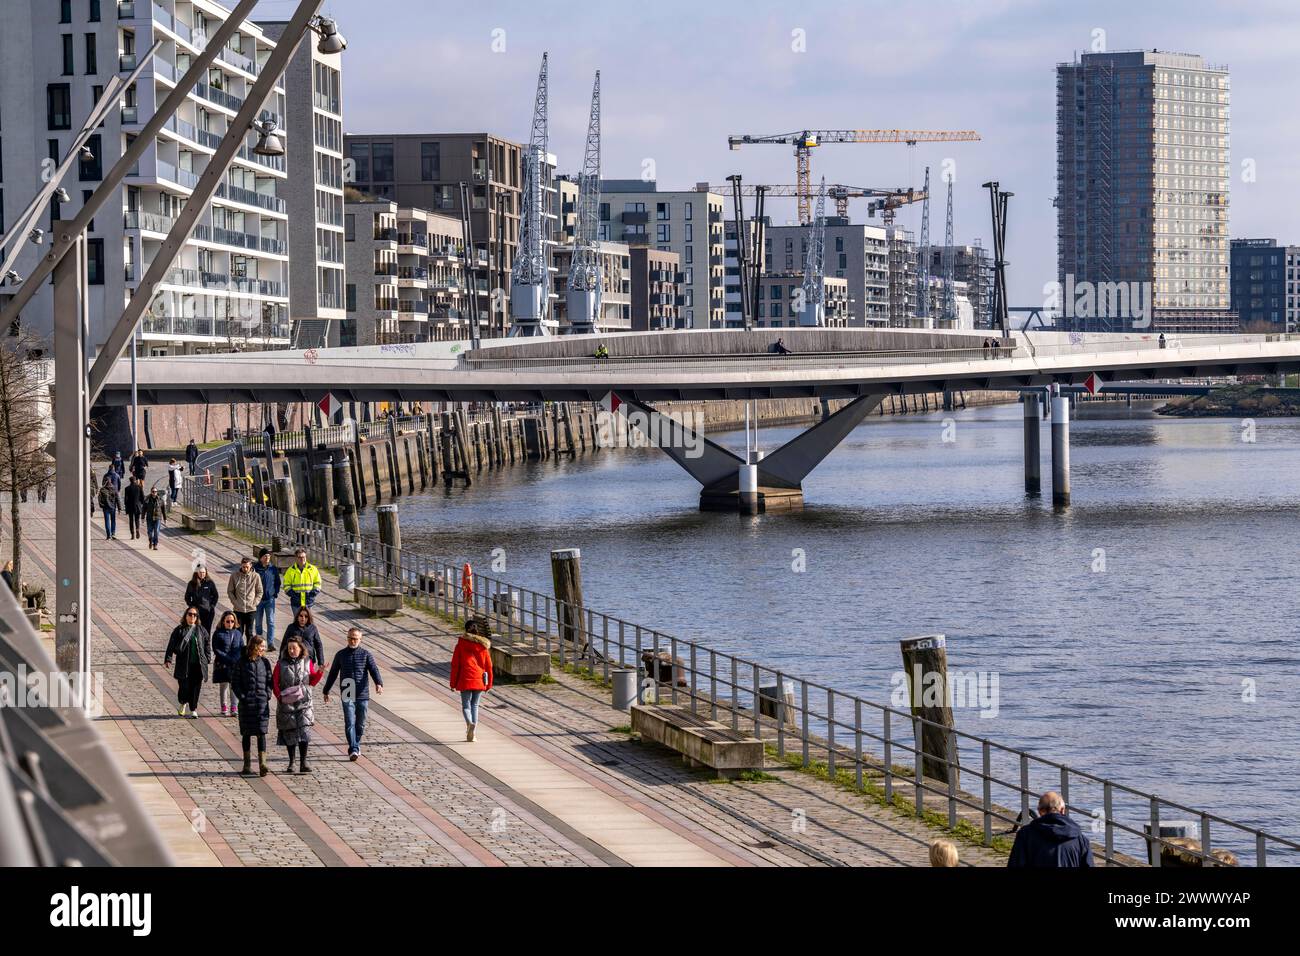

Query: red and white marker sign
[1083,373,1102,396]
[317,392,342,418]
[600,390,622,414]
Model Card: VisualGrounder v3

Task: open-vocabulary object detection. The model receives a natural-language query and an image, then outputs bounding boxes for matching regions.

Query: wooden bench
[181,513,216,533]
[489,639,550,684]
[354,586,402,616]
[630,704,765,779]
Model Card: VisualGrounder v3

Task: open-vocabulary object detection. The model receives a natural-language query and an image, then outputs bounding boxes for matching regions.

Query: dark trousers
[127,511,142,537]
[235,611,255,637]
[242,733,266,754]
[197,608,215,634]
[177,674,202,711]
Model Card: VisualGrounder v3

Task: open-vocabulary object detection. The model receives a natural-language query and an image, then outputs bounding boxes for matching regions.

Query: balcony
[398,267,428,281]
[195,82,243,112]
[430,278,462,292]
[192,224,286,256]
[398,301,429,315]
[397,234,428,249]
[373,227,397,242]
[141,314,291,340]
[124,210,175,233]
[218,45,257,77]
[120,105,139,124]
[119,53,137,72]
[117,0,136,17]
[312,90,340,115]
[621,210,649,225]
[375,299,399,312]
[154,159,199,189]
[374,263,398,277]
[430,244,461,260]
[215,182,286,215]
[152,2,191,44]
[236,145,286,173]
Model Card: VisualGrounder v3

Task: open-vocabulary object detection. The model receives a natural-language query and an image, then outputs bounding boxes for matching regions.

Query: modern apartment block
[598,181,725,329]
[1230,238,1300,332]
[344,132,528,336]
[1056,49,1234,333]
[887,225,917,327]
[0,0,293,355]
[260,18,344,348]
[344,200,487,345]
[755,274,850,328]
[722,216,765,328]
[550,241,631,333]
[629,246,681,331]
[763,220,889,326]
[920,243,993,328]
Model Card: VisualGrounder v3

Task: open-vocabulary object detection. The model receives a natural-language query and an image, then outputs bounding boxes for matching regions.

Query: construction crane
[509,52,550,336]
[727,129,981,225]
[712,183,926,223]
[941,175,956,324]
[566,71,601,335]
[799,179,828,327]
[917,166,931,321]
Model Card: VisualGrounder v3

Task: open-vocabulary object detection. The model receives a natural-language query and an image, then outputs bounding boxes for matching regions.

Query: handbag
[279,663,307,704]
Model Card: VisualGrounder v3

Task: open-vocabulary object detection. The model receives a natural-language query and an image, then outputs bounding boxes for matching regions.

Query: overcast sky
[257,0,1300,305]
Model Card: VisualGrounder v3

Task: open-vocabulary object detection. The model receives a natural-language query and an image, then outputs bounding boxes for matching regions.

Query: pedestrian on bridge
[164,606,212,718]
[281,605,324,668]
[283,548,321,611]
[97,475,120,540]
[273,635,324,773]
[323,627,384,760]
[254,548,282,651]
[143,485,166,549]
[227,556,263,638]
[185,566,220,634]
[124,476,146,540]
[450,617,494,742]
[212,610,245,718]
[1007,791,1093,868]
[231,636,272,777]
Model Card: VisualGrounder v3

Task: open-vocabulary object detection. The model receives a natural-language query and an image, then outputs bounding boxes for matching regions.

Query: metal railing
[181,480,1300,868]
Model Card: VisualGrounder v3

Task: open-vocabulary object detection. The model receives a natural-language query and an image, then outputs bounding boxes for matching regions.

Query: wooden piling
[312,458,335,529]
[899,634,959,786]
[333,456,360,537]
[377,504,401,580]
[550,548,585,654]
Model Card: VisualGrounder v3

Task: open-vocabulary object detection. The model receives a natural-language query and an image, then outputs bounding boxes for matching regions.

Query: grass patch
[608,724,632,734]
[736,769,779,783]
[555,660,613,689]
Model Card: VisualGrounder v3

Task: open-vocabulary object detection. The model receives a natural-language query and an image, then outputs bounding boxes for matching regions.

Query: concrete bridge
[100,327,1300,512]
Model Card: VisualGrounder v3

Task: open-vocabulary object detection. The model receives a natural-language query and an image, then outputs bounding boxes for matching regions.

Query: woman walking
[97,474,120,540]
[211,611,245,718]
[163,606,211,718]
[273,635,324,773]
[231,636,273,776]
[185,566,219,634]
[281,605,324,667]
[167,457,184,504]
[450,617,494,742]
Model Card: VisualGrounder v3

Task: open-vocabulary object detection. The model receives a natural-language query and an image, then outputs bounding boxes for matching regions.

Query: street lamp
[4,271,22,284]
[311,16,347,53]
[29,228,45,245]
[252,118,285,157]
[53,188,71,203]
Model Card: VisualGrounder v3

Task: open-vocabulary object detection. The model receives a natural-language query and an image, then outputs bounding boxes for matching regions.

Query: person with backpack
[124,476,146,540]
[450,616,494,742]
[211,611,245,718]
[164,606,212,718]
[231,636,273,776]
[97,475,120,540]
[185,566,220,634]
[273,635,325,773]
[143,485,166,549]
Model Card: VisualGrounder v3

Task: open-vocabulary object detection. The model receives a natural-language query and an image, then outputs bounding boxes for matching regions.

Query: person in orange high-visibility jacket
[461,562,474,607]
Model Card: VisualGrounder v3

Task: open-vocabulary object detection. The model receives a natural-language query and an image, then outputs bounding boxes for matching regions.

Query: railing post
[1200,813,1212,866]
[912,715,923,817]
[601,617,609,682]
[883,708,893,802]
[800,681,809,768]
[730,657,738,732]
[1257,832,1266,868]
[688,643,697,714]
[946,732,958,829]
[982,741,992,846]
[1150,798,1162,868]
[854,700,862,790]
[775,669,785,760]
[670,637,678,705]
[1019,753,1030,819]
[827,690,836,778]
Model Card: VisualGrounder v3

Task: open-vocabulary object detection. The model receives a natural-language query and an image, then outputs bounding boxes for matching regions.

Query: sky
[255,0,1300,306]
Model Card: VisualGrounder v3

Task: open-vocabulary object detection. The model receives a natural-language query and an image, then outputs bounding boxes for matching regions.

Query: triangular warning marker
[600,391,622,414]
[317,392,342,418]
[1083,373,1102,396]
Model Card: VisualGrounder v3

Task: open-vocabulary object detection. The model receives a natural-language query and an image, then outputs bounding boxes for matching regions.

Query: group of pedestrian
[95,449,170,545]
[982,337,1003,359]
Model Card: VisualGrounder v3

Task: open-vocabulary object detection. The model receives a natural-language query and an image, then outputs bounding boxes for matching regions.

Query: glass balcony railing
[152,2,191,44]
[124,210,175,233]
[140,315,291,340]
[117,0,137,18]
[192,224,286,256]
[119,52,137,72]
[195,82,243,112]
[154,159,199,189]
[236,145,286,172]
[215,182,287,214]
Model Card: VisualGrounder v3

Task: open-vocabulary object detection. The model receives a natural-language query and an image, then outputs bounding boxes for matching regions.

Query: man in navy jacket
[253,548,282,651]
[323,628,384,759]
[1007,791,1094,867]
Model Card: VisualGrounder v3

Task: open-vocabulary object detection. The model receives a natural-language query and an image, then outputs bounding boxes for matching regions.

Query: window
[420,142,439,181]
[62,35,75,75]
[684,245,693,264]
[79,134,102,180]
[685,202,693,220]
[85,33,97,73]
[370,142,394,182]
[598,202,609,221]
[344,213,355,241]
[657,224,670,243]
[47,85,72,129]
[684,224,692,242]
[86,238,104,284]
[89,0,101,21]
[60,0,71,23]
[656,202,670,220]
[347,141,370,183]
[346,283,356,312]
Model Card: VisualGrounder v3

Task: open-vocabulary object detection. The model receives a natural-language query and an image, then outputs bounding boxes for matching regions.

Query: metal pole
[130,326,139,450]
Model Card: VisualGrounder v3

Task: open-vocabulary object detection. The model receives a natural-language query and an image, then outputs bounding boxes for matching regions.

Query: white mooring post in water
[1051,383,1070,507]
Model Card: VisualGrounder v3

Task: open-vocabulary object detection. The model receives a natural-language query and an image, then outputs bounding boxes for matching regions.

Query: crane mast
[566,71,602,335]
[509,53,550,336]
[799,179,827,326]
[917,166,931,322]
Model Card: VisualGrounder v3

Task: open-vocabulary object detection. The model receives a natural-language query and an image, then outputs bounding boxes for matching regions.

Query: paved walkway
[14,497,1007,867]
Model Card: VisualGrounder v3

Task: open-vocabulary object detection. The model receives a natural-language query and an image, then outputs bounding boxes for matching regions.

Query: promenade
[14,497,1006,867]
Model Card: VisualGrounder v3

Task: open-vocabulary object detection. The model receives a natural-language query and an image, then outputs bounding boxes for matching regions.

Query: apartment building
[919,243,993,328]
[344,132,529,336]
[260,17,344,348]
[1057,49,1234,333]
[887,225,917,327]
[344,199,487,344]
[629,246,681,331]
[0,0,293,354]
[755,274,850,328]
[1230,238,1300,332]
[723,216,765,328]
[763,220,888,326]
[597,181,725,329]
[550,241,631,333]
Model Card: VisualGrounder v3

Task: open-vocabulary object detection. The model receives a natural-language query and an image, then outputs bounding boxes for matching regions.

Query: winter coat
[143,493,166,522]
[226,568,264,613]
[168,464,184,489]
[210,627,245,683]
[124,483,146,515]
[450,633,493,692]
[281,621,324,667]
[97,486,120,512]
[273,656,324,746]
[130,454,148,480]
[254,562,281,604]
[323,645,383,702]
[283,563,322,607]
[110,457,125,480]
[231,655,273,735]
[1007,813,1094,868]
[185,443,199,468]
[164,624,212,683]
[185,577,219,616]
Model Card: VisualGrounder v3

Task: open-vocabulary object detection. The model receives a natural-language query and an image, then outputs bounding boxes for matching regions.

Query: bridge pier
[1051,385,1070,508]
[1023,394,1042,496]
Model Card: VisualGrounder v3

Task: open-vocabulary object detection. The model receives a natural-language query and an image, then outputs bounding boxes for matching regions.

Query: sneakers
[348,751,359,761]
[189,707,199,719]
[178,704,187,717]
[231,704,238,717]
[220,705,228,716]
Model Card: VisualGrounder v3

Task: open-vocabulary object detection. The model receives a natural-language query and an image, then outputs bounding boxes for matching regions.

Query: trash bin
[611,669,637,712]
[339,563,356,593]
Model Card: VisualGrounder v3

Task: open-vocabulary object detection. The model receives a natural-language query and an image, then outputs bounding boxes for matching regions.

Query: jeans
[255,601,275,644]
[169,486,179,503]
[102,508,117,538]
[146,517,160,546]
[460,690,482,726]
[341,699,370,754]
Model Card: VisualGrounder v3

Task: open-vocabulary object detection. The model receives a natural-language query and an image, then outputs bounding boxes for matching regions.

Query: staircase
[291,318,331,350]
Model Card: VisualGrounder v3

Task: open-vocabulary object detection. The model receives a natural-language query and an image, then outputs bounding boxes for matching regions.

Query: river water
[360,402,1300,845]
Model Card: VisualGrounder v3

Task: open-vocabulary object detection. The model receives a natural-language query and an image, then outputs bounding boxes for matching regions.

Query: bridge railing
[180,480,1300,868]
[461,344,1016,372]
[231,423,355,453]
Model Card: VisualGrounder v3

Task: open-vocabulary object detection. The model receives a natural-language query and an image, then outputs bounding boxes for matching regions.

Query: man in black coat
[185,439,199,475]
[1007,791,1094,867]
[123,477,147,540]
[323,628,384,760]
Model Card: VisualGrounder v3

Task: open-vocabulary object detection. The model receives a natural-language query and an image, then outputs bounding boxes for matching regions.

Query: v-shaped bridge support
[618,395,884,510]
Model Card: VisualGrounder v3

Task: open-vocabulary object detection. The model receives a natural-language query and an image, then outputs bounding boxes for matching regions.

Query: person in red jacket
[450,616,493,742]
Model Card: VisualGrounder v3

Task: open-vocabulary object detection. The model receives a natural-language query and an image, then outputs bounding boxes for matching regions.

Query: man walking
[123,476,146,540]
[1007,791,1094,867]
[143,484,166,550]
[283,548,321,611]
[323,628,384,760]
[253,548,281,651]
[227,555,264,637]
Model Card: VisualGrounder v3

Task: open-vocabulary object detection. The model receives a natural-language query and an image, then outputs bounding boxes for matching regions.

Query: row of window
[59,1,102,24]
[60,33,99,75]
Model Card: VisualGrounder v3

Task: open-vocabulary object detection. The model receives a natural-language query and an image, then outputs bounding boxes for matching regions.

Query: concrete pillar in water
[333,456,359,537]
[1023,394,1042,496]
[377,504,401,580]
[739,460,759,515]
[1051,385,1070,507]
[312,458,336,528]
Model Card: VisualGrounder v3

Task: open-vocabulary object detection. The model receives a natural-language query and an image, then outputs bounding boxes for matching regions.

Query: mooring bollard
[550,548,584,654]
[1024,393,1042,496]
[899,633,959,786]
[377,504,401,580]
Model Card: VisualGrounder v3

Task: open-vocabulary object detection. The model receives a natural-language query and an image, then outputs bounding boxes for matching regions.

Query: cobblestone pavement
[13,497,1007,867]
